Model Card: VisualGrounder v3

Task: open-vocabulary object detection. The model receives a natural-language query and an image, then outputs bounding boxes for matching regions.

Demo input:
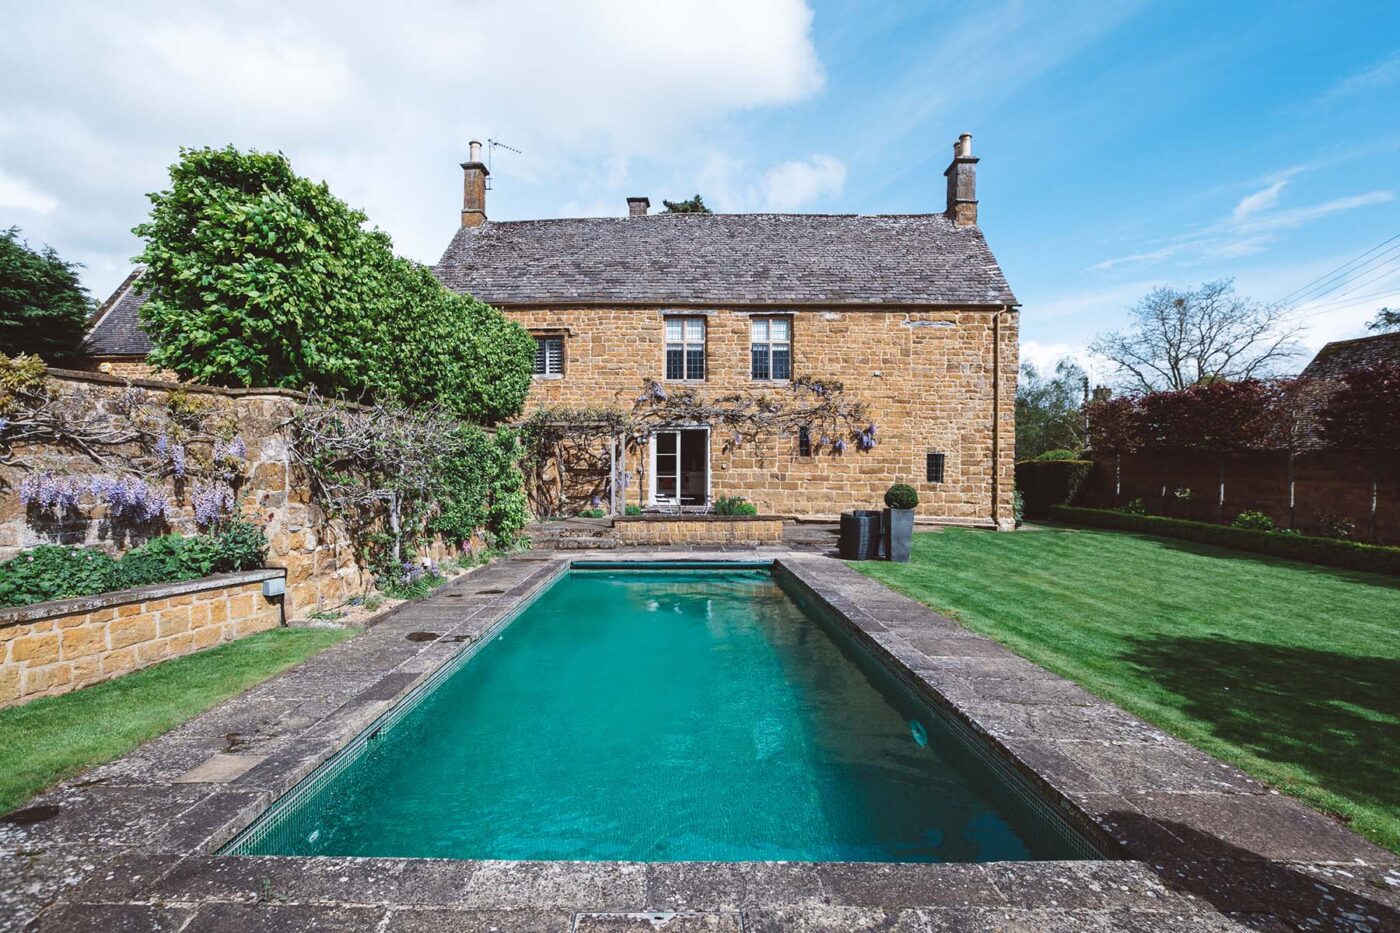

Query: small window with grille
[750,316,792,381]
[798,426,812,457]
[665,316,706,380]
[926,452,946,483]
[533,336,564,377]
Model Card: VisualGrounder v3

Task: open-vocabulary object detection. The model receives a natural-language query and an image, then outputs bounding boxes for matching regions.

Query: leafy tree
[135,145,533,423]
[1089,279,1302,392]
[1321,362,1400,453]
[661,194,712,214]
[1320,361,1400,540]
[1366,307,1399,333]
[1015,359,1086,459]
[1085,395,1142,456]
[0,227,92,362]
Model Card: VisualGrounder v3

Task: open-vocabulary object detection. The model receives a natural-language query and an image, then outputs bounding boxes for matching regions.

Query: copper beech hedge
[1048,506,1400,576]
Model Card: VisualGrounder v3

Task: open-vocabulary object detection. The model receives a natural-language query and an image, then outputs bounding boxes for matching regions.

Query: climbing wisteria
[90,475,169,523]
[191,481,236,528]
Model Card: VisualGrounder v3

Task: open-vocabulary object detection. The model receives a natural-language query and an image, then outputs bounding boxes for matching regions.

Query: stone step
[537,536,618,550]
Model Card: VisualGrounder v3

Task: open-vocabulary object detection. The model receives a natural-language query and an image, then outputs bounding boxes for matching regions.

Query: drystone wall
[0,369,457,617]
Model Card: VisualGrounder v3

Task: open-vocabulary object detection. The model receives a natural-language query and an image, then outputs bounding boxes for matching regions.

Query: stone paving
[2,547,1397,932]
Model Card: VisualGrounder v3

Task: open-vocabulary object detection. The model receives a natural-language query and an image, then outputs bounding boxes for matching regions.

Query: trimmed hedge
[1015,460,1093,518]
[1047,506,1400,576]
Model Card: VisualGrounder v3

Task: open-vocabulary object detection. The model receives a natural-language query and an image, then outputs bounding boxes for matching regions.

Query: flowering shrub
[380,561,443,600]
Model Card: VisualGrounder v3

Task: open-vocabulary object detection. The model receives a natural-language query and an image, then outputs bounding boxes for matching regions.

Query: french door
[649,428,710,507]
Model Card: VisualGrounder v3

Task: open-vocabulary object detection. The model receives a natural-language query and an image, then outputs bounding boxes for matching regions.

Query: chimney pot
[626,196,650,217]
[460,140,489,228]
[943,132,979,227]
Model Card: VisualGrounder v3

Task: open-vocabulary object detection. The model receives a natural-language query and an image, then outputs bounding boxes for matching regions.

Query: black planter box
[839,510,884,560]
[883,508,914,562]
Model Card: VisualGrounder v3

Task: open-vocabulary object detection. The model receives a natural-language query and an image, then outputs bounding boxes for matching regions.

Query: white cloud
[1089,167,1393,273]
[1231,191,1394,235]
[0,170,58,214]
[1317,51,1400,105]
[0,0,826,297]
[1232,180,1287,220]
[761,155,847,210]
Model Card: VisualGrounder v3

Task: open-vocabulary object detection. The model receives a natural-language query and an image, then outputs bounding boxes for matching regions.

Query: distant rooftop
[83,269,153,357]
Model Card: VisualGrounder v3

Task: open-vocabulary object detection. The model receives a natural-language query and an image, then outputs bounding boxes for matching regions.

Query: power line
[1278,233,1400,307]
[1286,248,1400,313]
[1293,274,1400,314]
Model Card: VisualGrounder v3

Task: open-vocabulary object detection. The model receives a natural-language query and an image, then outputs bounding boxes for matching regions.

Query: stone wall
[72,357,163,380]
[0,369,459,617]
[0,569,283,707]
[508,306,1019,527]
[613,515,786,546]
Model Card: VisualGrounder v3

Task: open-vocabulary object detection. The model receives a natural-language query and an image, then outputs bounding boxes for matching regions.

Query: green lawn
[0,627,354,815]
[857,526,1400,854]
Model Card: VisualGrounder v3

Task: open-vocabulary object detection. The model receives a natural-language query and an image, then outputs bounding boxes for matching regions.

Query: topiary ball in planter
[884,483,919,510]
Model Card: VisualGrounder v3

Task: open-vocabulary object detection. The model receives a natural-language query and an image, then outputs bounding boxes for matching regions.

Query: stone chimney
[460,140,489,228]
[627,196,650,217]
[943,133,978,227]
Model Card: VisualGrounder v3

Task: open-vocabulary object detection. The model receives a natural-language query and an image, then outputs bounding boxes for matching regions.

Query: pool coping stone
[3,547,1396,932]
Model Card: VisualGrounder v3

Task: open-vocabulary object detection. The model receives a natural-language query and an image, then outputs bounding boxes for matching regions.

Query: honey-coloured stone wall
[0,370,463,618]
[508,306,1018,526]
[0,570,283,708]
[613,516,785,546]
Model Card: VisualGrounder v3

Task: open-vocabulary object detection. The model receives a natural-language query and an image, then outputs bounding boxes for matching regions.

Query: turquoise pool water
[231,568,1092,862]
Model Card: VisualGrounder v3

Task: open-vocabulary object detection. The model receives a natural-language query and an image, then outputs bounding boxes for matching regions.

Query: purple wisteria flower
[19,473,85,514]
[90,475,169,523]
[0,417,9,434]
[191,481,235,528]
[213,436,247,462]
[833,438,847,453]
[153,435,187,478]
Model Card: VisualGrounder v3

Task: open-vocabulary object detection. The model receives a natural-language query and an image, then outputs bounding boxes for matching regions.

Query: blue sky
[3,1,1397,374]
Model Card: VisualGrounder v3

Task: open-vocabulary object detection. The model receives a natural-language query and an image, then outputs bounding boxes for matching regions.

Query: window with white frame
[750,316,791,380]
[533,335,564,377]
[664,316,705,380]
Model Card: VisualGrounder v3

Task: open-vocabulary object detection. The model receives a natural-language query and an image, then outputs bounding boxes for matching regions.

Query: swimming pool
[227,564,1097,862]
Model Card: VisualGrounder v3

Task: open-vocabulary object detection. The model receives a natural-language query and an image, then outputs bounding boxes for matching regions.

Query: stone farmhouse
[81,134,1021,526]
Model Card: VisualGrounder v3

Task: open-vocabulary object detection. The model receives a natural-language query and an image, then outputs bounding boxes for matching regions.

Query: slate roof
[1299,331,1400,380]
[83,269,154,356]
[433,212,1018,307]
